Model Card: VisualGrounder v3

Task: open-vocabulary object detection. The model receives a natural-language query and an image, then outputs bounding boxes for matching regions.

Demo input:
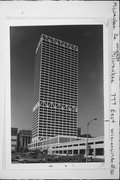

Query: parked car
[18,153,29,163]
[12,154,19,162]
[42,155,55,163]
[51,154,84,163]
[63,154,84,162]
[18,153,44,163]
[82,155,93,162]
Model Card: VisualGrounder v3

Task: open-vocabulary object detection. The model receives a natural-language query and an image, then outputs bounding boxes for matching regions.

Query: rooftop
[36,34,78,54]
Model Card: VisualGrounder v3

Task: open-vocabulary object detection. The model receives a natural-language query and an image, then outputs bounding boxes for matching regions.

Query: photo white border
[6,18,108,170]
[0,1,119,179]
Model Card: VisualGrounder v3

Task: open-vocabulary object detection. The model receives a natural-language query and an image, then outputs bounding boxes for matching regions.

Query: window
[11,146,15,151]
[95,148,104,155]
[73,144,78,146]
[11,136,17,140]
[89,149,93,155]
[63,145,67,148]
[73,149,78,155]
[59,150,62,154]
[88,142,93,145]
[80,143,85,146]
[11,141,17,145]
[80,149,85,155]
[95,141,104,144]
[63,150,67,154]
[68,150,72,154]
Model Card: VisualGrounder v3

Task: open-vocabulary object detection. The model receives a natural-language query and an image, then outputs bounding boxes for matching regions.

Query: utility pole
[86,118,97,162]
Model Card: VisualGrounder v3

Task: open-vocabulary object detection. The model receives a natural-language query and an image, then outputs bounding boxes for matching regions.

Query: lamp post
[86,118,97,162]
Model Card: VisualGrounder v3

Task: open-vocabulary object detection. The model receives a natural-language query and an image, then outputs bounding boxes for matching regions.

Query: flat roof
[36,34,78,54]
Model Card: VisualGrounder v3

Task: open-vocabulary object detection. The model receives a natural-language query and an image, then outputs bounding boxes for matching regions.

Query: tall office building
[32,34,78,142]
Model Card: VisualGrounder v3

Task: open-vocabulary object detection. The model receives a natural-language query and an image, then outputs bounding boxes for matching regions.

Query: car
[42,155,55,163]
[18,153,44,163]
[18,158,28,163]
[82,155,93,162]
[12,154,19,162]
[53,154,84,163]
[18,153,29,163]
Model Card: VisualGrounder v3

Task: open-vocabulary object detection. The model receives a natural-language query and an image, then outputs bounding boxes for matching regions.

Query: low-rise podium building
[28,135,104,159]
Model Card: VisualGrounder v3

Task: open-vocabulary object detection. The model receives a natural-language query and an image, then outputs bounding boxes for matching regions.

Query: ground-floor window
[68,150,72,154]
[89,149,93,155]
[80,149,85,155]
[73,149,78,155]
[95,148,104,155]
[63,150,67,154]
[59,150,62,154]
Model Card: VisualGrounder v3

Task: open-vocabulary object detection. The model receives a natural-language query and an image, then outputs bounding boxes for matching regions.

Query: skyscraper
[32,34,78,142]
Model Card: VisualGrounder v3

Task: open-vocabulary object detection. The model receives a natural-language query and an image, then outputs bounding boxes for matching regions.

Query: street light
[86,118,97,162]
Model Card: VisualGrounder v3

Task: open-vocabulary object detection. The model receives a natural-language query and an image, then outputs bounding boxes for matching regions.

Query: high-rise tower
[32,34,78,142]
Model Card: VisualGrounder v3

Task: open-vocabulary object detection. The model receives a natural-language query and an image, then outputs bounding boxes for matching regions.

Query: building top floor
[19,130,32,137]
[36,34,78,54]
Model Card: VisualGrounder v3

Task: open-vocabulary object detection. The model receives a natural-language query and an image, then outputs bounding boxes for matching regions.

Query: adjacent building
[18,130,32,152]
[11,128,18,153]
[32,34,78,142]
[28,135,104,159]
